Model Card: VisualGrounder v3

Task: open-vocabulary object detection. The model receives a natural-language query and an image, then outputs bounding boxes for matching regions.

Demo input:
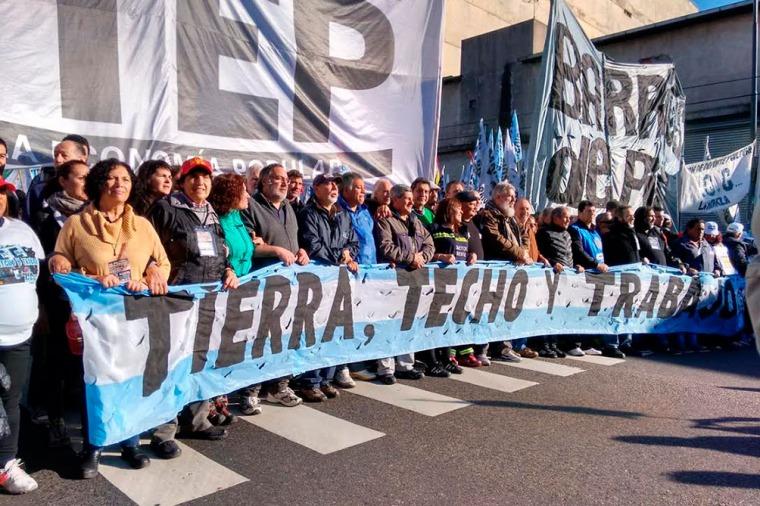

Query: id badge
[196,227,218,257]
[648,236,661,250]
[107,258,132,283]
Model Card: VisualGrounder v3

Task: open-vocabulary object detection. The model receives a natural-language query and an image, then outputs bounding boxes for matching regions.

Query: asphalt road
[5,348,760,506]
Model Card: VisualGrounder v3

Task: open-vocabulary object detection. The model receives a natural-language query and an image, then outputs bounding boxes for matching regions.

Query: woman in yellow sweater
[50,158,171,479]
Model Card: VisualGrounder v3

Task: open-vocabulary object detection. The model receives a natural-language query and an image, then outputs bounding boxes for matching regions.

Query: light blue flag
[493,127,504,184]
[511,110,523,163]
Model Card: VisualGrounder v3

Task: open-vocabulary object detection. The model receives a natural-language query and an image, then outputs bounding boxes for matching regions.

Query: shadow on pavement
[642,349,760,379]
[719,386,760,393]
[667,471,760,489]
[692,417,760,436]
[613,434,760,459]
[470,399,645,419]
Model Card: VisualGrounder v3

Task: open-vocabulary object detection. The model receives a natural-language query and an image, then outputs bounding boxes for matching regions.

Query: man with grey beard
[476,182,531,362]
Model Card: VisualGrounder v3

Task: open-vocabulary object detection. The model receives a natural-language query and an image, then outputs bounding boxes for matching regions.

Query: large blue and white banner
[56,262,744,445]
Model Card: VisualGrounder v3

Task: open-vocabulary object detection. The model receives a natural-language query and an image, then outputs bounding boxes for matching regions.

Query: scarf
[79,203,137,247]
[47,191,86,217]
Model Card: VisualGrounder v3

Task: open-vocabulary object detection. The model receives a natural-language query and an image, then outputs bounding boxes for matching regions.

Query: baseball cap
[726,222,744,235]
[704,221,719,236]
[454,190,479,203]
[0,176,16,193]
[180,156,213,178]
[312,174,340,186]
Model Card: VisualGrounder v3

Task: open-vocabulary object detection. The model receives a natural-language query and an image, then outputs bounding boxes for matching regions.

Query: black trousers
[0,340,32,466]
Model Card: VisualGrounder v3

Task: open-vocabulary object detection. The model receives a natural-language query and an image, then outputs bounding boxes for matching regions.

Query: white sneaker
[265,387,302,407]
[566,347,585,357]
[0,459,38,494]
[334,368,356,388]
[583,347,602,355]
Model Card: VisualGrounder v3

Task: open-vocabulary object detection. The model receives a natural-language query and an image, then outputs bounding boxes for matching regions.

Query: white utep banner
[0,0,444,186]
[680,141,755,213]
[524,0,685,211]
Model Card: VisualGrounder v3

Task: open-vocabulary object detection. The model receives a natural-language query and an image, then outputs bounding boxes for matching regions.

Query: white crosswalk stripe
[348,380,470,416]
[241,404,385,454]
[566,355,626,366]
[493,358,585,377]
[98,439,248,506]
[449,367,539,393]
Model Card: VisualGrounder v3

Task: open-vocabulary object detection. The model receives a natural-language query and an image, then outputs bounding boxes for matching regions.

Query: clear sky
[693,0,746,10]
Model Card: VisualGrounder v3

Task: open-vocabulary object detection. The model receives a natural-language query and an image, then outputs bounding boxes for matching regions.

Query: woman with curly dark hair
[49,158,172,478]
[131,160,175,216]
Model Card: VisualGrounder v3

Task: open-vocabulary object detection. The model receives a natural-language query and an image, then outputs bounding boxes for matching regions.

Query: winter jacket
[635,226,683,269]
[298,199,359,265]
[536,224,573,267]
[477,200,528,261]
[338,196,377,264]
[672,236,723,275]
[374,211,434,266]
[149,193,228,284]
[602,222,641,267]
[241,192,299,255]
[724,235,750,276]
[569,221,604,269]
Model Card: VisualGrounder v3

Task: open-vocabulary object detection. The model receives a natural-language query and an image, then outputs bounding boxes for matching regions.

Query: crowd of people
[0,134,755,493]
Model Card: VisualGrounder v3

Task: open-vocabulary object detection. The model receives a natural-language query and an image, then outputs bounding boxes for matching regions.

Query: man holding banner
[374,184,435,382]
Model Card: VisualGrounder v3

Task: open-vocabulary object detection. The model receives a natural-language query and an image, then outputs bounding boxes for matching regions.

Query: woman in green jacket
[208,173,263,417]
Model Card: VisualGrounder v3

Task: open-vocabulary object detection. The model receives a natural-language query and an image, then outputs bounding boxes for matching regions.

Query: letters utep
[55,263,743,445]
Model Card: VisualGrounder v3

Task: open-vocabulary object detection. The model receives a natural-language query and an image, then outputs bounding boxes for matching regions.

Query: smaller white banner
[680,141,755,213]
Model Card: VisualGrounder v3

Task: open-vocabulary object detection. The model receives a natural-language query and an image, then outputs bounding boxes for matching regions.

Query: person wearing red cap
[0,174,41,493]
[149,156,239,446]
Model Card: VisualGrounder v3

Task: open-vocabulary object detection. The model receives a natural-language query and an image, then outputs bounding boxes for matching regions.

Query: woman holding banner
[50,158,172,478]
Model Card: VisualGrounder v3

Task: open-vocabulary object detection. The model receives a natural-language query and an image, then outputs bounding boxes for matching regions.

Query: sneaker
[459,354,482,367]
[395,369,424,380]
[427,364,451,378]
[377,374,397,385]
[47,417,71,448]
[0,459,38,494]
[149,440,182,459]
[213,396,237,425]
[519,347,539,359]
[549,343,566,358]
[495,349,522,362]
[538,343,557,358]
[334,368,356,389]
[566,346,585,357]
[320,383,340,399]
[444,360,463,374]
[120,446,150,470]
[476,355,492,366]
[602,347,626,359]
[265,387,303,407]
[239,395,263,416]
[300,387,327,403]
[349,369,376,381]
[582,347,602,355]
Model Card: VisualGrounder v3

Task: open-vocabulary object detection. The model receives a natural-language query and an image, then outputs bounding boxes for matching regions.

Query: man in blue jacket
[296,174,359,402]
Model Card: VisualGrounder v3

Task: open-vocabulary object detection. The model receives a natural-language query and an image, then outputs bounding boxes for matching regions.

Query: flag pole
[751,0,759,209]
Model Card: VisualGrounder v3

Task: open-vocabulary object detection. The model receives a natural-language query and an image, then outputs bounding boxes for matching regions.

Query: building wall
[439,3,755,178]
[442,0,698,76]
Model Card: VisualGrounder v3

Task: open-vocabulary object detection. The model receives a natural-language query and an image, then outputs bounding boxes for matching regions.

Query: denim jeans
[603,334,632,349]
[299,367,336,387]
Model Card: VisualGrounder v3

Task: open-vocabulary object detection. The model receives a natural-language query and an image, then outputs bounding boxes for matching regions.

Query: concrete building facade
[439,1,756,177]
[442,0,697,76]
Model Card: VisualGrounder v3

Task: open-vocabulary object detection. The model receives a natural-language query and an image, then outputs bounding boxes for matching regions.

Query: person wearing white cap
[724,222,753,276]
[704,221,734,276]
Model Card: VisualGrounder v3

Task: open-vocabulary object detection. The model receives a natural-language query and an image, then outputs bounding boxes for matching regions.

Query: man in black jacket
[634,206,684,271]
[724,222,755,276]
[602,205,641,267]
[295,174,359,401]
